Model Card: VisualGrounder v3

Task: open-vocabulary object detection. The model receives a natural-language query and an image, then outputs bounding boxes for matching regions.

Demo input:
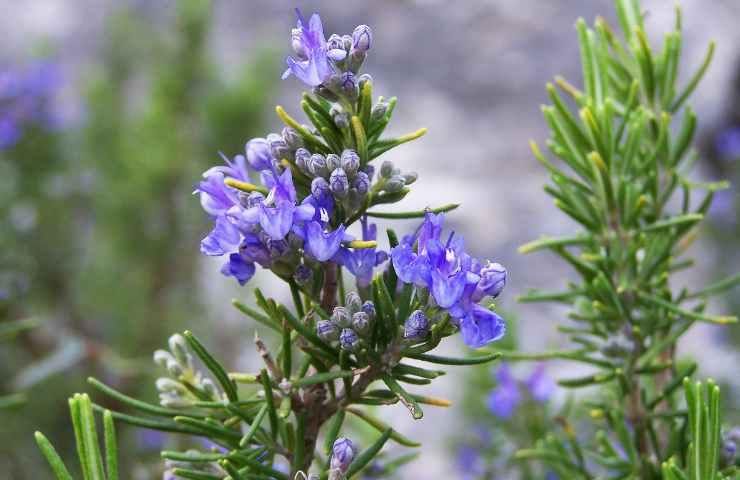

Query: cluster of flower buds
[328,437,357,479]
[316,292,375,352]
[153,334,223,408]
[283,9,373,103]
[295,147,371,210]
[261,127,304,163]
[377,160,418,194]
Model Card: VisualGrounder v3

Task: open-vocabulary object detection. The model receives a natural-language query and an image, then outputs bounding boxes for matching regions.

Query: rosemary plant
[30,2,740,479]
[35,8,507,480]
[514,0,738,478]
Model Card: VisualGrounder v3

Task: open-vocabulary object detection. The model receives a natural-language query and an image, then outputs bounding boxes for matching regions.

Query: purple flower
[197,155,316,286]
[337,220,388,287]
[196,153,250,216]
[282,10,335,87]
[456,444,486,480]
[458,305,505,348]
[305,221,347,261]
[220,253,256,285]
[391,213,507,348]
[487,363,521,419]
[201,216,241,256]
[526,363,555,403]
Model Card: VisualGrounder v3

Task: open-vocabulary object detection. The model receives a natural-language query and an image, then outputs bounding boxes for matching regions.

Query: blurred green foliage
[0,1,274,476]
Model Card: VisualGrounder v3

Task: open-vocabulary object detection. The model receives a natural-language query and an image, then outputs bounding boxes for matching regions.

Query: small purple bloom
[201,216,241,256]
[456,444,486,480]
[526,363,555,403]
[283,10,335,87]
[220,253,256,285]
[459,305,505,348]
[305,221,346,261]
[487,363,521,419]
[337,220,387,287]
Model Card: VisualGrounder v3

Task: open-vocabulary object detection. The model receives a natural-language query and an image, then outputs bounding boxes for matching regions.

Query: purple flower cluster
[391,212,507,348]
[0,60,61,149]
[283,9,372,94]
[487,363,554,419]
[198,148,345,285]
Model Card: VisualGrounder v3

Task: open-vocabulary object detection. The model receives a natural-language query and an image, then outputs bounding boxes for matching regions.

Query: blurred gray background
[3,0,739,477]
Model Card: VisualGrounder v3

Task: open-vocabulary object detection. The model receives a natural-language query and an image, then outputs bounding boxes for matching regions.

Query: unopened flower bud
[294,264,313,286]
[330,168,349,198]
[331,437,357,473]
[282,127,303,149]
[380,160,394,179]
[361,300,376,320]
[294,148,311,173]
[244,192,265,209]
[341,149,360,176]
[246,138,274,171]
[404,310,430,340]
[340,72,358,100]
[352,311,371,335]
[357,73,372,90]
[334,111,350,129]
[371,101,388,121]
[345,291,362,313]
[291,28,308,59]
[331,306,352,328]
[156,377,185,394]
[154,349,175,368]
[201,378,218,397]
[326,153,341,172]
[352,25,372,52]
[311,177,331,201]
[309,154,329,178]
[402,172,418,185]
[354,171,370,195]
[339,328,360,351]
[159,394,193,409]
[326,34,347,61]
[317,319,340,342]
[473,262,507,300]
[384,175,405,193]
[267,132,290,160]
[166,359,184,377]
[168,334,189,364]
